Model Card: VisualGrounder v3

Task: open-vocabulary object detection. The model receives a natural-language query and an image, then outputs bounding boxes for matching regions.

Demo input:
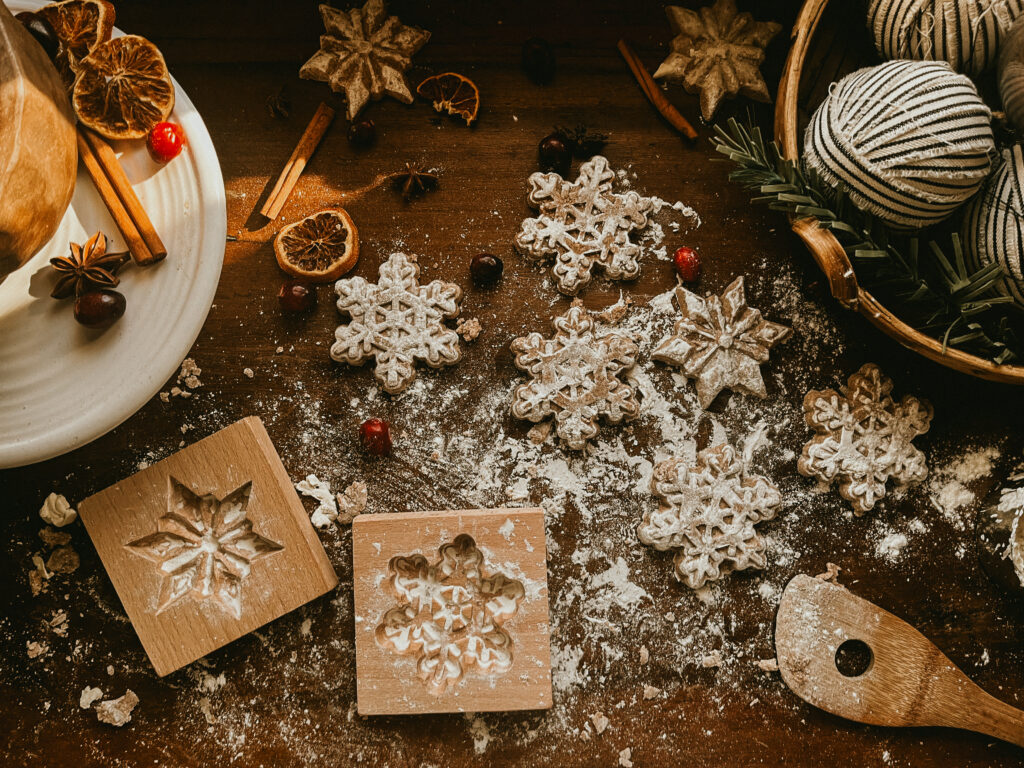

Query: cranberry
[74,289,126,329]
[521,37,556,84]
[538,132,571,176]
[348,119,376,148]
[278,280,317,313]
[146,122,186,163]
[359,418,392,456]
[16,12,59,61]
[672,246,701,283]
[470,253,503,287]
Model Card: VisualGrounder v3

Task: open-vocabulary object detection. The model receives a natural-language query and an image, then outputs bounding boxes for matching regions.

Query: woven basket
[774,0,1024,384]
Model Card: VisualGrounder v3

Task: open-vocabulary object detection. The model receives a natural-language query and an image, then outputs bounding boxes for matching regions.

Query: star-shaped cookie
[300,0,430,121]
[653,276,790,409]
[653,0,781,122]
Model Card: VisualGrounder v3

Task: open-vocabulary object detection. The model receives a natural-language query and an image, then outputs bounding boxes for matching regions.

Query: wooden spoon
[775,574,1024,747]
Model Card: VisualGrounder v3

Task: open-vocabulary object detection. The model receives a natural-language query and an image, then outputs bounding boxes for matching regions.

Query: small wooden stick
[617,39,698,140]
[79,128,167,265]
[260,102,336,220]
[76,130,155,266]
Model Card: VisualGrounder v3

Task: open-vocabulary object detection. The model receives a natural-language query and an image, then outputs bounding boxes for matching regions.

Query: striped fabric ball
[803,60,994,230]
[999,19,1024,133]
[868,0,1024,75]
[961,145,1024,308]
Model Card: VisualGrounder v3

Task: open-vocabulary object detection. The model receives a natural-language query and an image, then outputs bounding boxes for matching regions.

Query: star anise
[49,232,129,299]
[390,162,439,200]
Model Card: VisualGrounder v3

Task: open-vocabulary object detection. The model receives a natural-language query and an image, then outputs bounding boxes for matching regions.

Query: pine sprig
[711,117,1020,364]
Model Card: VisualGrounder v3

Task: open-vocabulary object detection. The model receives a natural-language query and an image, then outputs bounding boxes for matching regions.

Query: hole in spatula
[835,639,873,677]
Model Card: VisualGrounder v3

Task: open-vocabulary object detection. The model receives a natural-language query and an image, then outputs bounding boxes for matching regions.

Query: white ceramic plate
[0,2,226,468]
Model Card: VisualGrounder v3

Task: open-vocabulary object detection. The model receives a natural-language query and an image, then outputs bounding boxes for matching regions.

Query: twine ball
[804,60,995,230]
[961,144,1024,308]
[868,0,1024,75]
[999,18,1024,133]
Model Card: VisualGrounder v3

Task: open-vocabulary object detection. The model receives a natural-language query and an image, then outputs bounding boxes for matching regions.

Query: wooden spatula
[775,574,1024,747]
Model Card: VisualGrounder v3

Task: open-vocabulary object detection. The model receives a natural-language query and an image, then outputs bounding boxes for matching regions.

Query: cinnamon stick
[617,39,698,141]
[79,128,167,265]
[259,102,336,220]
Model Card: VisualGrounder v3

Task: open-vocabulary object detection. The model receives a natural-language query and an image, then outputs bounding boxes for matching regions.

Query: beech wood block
[353,507,552,715]
[78,417,337,676]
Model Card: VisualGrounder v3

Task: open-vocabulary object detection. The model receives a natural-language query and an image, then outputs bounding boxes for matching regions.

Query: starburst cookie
[331,252,462,394]
[511,302,639,449]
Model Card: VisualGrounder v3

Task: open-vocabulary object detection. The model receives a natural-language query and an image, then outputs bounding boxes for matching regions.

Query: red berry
[538,132,571,176]
[278,280,317,313]
[348,119,376,148]
[146,122,186,163]
[470,253,503,287]
[359,418,392,456]
[672,246,701,283]
[74,289,126,329]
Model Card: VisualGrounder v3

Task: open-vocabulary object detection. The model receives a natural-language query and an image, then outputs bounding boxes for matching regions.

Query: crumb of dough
[701,650,723,668]
[243,367,255,378]
[619,747,634,767]
[590,712,609,735]
[39,528,71,548]
[456,316,482,342]
[815,562,841,583]
[39,493,77,527]
[756,658,779,672]
[27,640,48,659]
[642,684,661,699]
[46,546,79,574]
[527,421,553,445]
[95,690,139,727]
[336,481,368,525]
[639,646,649,665]
[80,687,103,709]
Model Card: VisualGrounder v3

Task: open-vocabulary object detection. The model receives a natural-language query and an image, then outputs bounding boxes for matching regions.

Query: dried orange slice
[37,0,115,88]
[72,34,175,140]
[274,209,359,283]
[416,72,479,126]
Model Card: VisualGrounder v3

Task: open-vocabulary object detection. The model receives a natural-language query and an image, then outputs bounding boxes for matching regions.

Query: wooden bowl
[774,0,1024,385]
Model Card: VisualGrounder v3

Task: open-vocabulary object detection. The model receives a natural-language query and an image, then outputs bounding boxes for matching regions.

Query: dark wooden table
[3,1,1023,765]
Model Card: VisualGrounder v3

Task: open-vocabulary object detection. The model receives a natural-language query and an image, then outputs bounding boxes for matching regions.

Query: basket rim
[773,0,1024,385]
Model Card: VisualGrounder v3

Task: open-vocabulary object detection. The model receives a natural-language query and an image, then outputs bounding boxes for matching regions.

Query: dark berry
[16,12,59,62]
[538,132,571,176]
[521,37,556,84]
[74,290,126,329]
[470,253,503,287]
[359,418,392,456]
[672,246,701,283]
[278,280,317,313]
[348,119,376,148]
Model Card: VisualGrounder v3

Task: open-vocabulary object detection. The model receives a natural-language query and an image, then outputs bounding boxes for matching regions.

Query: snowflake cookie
[515,155,654,295]
[331,252,462,394]
[653,276,791,409]
[511,302,639,449]
[797,363,933,515]
[375,534,525,695]
[299,0,430,121]
[639,443,781,589]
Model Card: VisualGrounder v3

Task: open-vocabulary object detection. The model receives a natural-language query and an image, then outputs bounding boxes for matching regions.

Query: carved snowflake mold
[515,155,654,295]
[331,252,463,394]
[798,363,933,515]
[299,0,431,120]
[639,443,781,589]
[126,478,283,619]
[511,302,640,449]
[375,534,525,695]
[653,276,791,409]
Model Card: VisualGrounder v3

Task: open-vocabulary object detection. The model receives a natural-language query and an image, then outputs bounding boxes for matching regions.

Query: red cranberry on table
[672,246,701,283]
[348,119,376,148]
[278,280,317,313]
[470,253,503,287]
[16,12,59,61]
[74,289,126,329]
[146,122,186,164]
[359,418,392,456]
[538,132,571,176]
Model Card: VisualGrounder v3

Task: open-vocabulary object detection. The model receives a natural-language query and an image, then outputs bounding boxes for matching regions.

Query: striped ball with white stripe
[868,0,1024,75]
[803,60,994,230]
[961,145,1024,308]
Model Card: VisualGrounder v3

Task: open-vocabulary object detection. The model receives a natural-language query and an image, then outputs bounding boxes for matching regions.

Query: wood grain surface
[1,1,1023,766]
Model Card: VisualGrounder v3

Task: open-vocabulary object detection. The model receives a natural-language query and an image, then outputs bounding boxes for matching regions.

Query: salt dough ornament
[797,364,933,515]
[653,276,791,409]
[331,252,462,394]
[639,442,781,589]
[376,533,525,695]
[299,0,430,121]
[514,155,653,295]
[977,470,1024,594]
[511,302,639,449]
[652,0,782,122]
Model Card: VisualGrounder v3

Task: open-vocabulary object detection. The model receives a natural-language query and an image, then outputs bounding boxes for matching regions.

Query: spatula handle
[951,686,1024,748]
